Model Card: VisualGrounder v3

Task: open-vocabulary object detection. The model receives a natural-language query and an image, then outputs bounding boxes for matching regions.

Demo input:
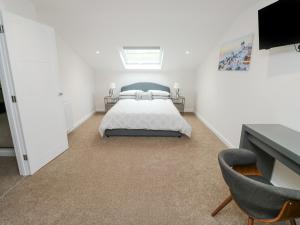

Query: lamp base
[176,89,180,98]
[109,89,114,97]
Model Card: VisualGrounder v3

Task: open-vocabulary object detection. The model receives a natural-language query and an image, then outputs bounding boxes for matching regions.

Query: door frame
[0,15,29,176]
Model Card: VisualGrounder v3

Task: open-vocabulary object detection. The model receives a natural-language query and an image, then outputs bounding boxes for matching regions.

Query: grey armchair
[212,149,300,225]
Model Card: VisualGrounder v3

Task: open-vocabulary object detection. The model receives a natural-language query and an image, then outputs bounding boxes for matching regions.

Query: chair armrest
[221,148,257,167]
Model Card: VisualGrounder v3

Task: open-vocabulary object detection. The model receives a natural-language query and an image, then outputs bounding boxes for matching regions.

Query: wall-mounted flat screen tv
[258,0,300,50]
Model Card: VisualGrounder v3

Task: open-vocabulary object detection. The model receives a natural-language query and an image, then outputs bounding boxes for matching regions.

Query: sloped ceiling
[31,0,259,71]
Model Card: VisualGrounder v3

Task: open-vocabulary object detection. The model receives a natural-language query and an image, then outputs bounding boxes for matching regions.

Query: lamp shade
[110,83,116,89]
[173,82,179,89]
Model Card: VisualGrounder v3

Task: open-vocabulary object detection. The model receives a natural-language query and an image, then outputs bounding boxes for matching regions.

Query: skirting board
[184,108,194,113]
[95,108,105,113]
[0,148,15,157]
[69,110,95,133]
[195,112,235,148]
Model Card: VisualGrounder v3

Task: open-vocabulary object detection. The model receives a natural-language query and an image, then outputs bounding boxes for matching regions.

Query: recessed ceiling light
[96,50,100,55]
[185,50,191,55]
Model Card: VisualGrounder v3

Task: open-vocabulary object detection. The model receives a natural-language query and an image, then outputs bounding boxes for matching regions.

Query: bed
[99,82,192,137]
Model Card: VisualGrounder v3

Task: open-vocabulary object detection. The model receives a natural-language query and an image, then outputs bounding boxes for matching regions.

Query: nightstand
[104,96,118,112]
[172,96,185,113]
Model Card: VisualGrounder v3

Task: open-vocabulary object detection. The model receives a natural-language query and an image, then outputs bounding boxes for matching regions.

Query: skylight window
[120,47,163,70]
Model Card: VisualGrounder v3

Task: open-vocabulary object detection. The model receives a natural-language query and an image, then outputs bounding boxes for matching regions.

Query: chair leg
[247,217,254,225]
[290,219,297,225]
[211,195,233,217]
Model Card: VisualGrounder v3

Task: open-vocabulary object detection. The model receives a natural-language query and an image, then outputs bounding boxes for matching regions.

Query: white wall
[95,70,196,112]
[195,0,300,189]
[0,0,36,19]
[56,35,95,130]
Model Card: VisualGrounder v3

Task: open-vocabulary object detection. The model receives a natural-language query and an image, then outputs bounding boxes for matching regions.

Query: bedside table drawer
[174,103,184,113]
[104,96,119,112]
[172,96,185,113]
[105,103,115,112]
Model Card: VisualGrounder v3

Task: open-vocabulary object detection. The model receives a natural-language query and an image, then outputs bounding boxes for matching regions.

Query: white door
[1,11,69,174]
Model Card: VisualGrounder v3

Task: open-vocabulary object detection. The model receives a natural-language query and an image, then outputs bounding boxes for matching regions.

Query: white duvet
[99,99,192,137]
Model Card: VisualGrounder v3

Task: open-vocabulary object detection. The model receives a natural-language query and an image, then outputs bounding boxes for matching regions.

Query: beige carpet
[0,113,293,225]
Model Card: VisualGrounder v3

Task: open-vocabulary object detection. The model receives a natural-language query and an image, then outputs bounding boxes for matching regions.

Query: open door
[0,11,68,175]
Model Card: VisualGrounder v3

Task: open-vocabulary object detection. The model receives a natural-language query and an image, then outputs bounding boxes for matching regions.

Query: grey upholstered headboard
[121,82,170,93]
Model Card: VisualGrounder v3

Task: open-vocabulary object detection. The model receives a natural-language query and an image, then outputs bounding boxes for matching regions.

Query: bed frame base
[105,129,182,137]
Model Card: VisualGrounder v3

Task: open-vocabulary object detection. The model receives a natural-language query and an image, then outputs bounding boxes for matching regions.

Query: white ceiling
[31,0,258,71]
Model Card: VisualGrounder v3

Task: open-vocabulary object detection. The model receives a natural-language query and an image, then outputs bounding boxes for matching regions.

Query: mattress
[99,99,192,137]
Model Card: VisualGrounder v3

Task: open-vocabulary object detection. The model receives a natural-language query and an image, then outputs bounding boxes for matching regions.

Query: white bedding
[99,99,192,137]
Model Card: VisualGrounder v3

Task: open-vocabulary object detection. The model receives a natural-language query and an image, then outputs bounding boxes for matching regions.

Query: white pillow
[119,95,136,99]
[140,91,152,100]
[119,90,139,96]
[149,90,170,100]
[135,90,152,100]
[152,95,170,99]
[149,90,170,97]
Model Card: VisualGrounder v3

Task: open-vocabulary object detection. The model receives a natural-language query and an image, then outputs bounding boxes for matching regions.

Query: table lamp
[174,82,180,98]
[109,83,116,97]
